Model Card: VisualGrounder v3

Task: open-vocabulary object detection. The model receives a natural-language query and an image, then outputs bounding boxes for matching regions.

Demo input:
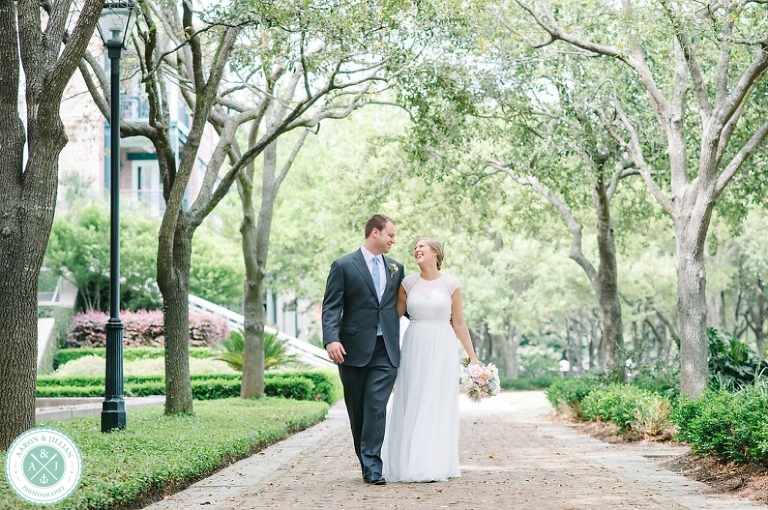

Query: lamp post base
[101,399,126,432]
[102,317,126,432]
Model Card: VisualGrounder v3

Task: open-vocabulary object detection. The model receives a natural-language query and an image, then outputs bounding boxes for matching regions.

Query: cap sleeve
[443,273,461,296]
[402,273,419,294]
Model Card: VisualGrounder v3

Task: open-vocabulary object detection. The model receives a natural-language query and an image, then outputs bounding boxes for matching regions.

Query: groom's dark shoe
[364,474,386,485]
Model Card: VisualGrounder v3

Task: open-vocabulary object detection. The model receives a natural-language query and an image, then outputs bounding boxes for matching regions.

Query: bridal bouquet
[460,356,500,403]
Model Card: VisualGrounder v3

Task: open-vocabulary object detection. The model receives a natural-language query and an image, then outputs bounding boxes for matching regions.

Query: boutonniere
[388,263,398,276]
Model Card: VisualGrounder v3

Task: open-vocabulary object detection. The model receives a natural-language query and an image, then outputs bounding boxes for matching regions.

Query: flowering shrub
[188,313,230,347]
[67,310,108,347]
[123,309,165,347]
[67,310,229,348]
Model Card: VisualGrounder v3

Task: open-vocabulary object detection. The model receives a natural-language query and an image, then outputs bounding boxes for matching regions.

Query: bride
[382,237,479,483]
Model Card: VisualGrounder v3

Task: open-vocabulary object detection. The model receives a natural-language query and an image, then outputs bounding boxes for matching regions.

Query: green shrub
[264,377,313,401]
[267,369,342,404]
[501,375,558,391]
[628,364,680,399]
[671,385,768,464]
[580,384,671,434]
[545,377,600,415]
[708,327,768,391]
[0,398,327,509]
[54,346,214,368]
[215,330,297,371]
[36,371,340,404]
[36,385,104,398]
[38,373,242,388]
[633,398,673,437]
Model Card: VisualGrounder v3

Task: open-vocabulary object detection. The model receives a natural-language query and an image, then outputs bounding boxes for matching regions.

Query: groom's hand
[325,341,346,364]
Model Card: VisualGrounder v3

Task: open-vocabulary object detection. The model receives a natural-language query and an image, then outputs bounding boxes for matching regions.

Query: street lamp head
[97,1,137,49]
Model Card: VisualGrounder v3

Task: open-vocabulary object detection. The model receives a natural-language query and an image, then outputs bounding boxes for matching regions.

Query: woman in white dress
[382,237,479,483]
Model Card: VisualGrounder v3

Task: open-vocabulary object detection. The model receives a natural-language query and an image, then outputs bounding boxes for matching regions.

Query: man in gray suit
[322,214,405,485]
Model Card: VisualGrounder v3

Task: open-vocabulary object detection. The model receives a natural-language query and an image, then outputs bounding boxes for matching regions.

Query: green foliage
[37,370,341,404]
[263,377,313,401]
[190,223,245,308]
[544,377,600,415]
[500,375,558,391]
[628,363,680,399]
[45,203,163,312]
[45,202,247,314]
[0,399,327,509]
[708,327,768,391]
[267,370,343,405]
[54,347,214,369]
[580,384,671,434]
[671,385,768,465]
[215,329,296,371]
[37,373,241,388]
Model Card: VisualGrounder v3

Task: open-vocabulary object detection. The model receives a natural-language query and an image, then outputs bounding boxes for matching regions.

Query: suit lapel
[381,256,394,298]
[352,250,378,300]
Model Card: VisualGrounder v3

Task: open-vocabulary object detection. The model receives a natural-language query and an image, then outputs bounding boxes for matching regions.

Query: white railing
[188,294,334,369]
[37,275,63,306]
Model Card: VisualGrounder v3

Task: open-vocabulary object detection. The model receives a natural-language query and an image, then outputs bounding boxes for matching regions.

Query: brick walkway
[143,392,766,510]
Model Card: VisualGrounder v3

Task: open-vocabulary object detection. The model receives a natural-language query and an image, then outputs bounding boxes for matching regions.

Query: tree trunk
[572,321,583,373]
[1,132,70,448]
[239,125,311,398]
[504,327,521,379]
[0,0,102,452]
[654,317,668,364]
[160,220,194,414]
[675,217,711,398]
[239,142,280,398]
[594,167,625,379]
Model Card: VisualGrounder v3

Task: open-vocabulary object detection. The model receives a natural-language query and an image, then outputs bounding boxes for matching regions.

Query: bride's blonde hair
[415,237,444,270]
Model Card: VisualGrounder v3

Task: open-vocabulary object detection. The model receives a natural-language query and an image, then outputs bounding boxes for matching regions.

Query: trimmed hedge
[37,373,241,388]
[267,370,342,405]
[36,370,340,404]
[53,346,215,369]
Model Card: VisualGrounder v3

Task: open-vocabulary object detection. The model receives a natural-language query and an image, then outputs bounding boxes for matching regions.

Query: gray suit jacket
[321,249,405,367]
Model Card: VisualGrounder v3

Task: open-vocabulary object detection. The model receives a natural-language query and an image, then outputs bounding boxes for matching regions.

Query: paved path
[144,392,766,510]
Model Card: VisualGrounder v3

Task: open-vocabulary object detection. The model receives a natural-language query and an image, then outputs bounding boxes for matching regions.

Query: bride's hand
[470,357,480,366]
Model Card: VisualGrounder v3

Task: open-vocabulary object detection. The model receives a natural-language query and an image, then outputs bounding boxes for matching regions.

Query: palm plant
[215,329,296,371]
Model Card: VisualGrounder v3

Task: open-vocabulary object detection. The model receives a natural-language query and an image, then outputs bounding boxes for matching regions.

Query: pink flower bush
[67,310,229,348]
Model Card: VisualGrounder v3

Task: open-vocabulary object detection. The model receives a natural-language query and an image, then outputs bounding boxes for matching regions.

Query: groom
[322,214,405,485]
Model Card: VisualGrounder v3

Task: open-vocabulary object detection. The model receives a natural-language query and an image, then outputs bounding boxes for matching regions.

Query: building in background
[56,41,312,339]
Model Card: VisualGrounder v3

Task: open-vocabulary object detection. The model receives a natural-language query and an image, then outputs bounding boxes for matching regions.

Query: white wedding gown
[382,273,461,482]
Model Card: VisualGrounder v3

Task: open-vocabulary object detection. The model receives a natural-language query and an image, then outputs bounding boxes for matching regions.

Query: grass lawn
[0,397,328,509]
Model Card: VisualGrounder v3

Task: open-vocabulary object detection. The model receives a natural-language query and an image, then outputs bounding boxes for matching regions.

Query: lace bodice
[402,273,460,322]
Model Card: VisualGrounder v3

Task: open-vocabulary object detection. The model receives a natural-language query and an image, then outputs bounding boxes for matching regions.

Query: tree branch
[486,160,599,292]
[607,100,673,214]
[715,119,768,197]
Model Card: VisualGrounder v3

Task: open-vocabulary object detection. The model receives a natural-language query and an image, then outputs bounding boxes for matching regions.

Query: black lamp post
[97,1,136,433]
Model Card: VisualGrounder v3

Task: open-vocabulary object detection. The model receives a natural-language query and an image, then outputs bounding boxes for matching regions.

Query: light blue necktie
[372,256,382,302]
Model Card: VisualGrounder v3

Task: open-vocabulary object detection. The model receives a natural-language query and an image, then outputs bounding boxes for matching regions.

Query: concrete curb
[35,396,165,422]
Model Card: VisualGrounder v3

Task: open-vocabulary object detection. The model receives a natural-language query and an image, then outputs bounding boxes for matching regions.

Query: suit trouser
[338,336,398,479]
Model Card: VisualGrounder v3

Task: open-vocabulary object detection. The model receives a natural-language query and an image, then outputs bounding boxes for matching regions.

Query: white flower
[468,364,484,378]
